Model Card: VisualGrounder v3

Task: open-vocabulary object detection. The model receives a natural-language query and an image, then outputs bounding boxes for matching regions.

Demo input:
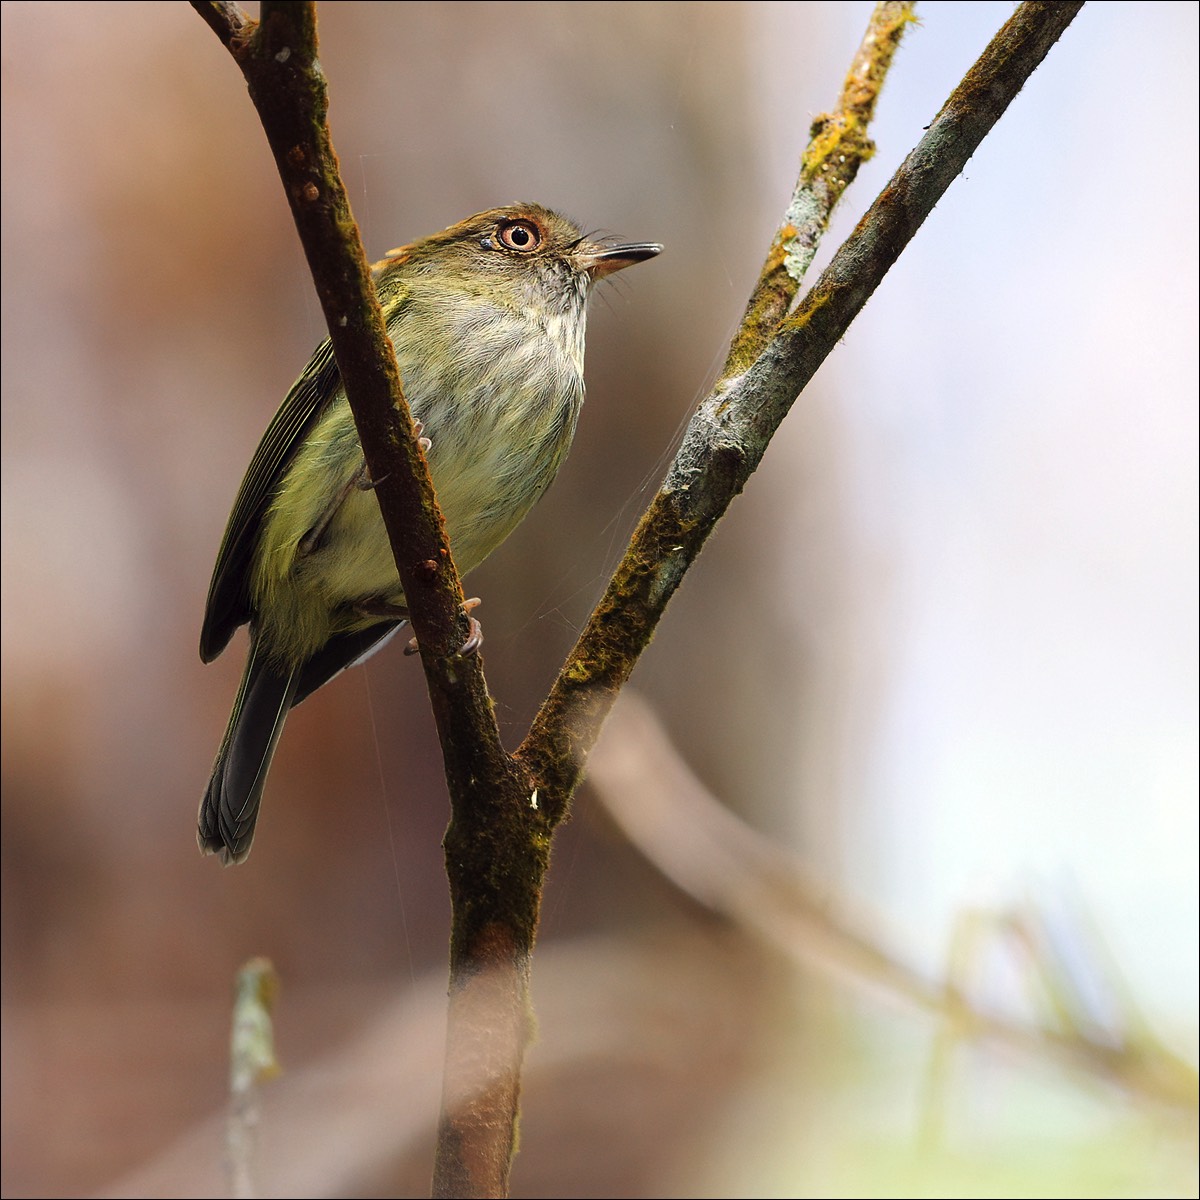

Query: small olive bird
[198,204,661,864]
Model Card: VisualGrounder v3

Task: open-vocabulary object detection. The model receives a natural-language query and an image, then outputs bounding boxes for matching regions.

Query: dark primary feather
[199,337,342,663]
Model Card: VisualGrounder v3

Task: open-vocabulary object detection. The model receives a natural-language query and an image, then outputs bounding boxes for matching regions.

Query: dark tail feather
[198,638,298,865]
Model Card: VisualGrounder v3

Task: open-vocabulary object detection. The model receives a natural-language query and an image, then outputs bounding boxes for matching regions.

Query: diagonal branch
[517,0,1084,825]
[590,694,1200,1115]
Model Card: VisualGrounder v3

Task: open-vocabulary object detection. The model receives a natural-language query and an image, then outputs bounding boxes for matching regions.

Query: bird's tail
[198,637,298,865]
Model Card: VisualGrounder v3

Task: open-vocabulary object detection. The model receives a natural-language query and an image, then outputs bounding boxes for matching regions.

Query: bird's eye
[496,219,541,253]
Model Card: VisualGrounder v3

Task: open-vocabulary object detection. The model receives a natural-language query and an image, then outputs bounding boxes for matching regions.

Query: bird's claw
[403,598,482,657]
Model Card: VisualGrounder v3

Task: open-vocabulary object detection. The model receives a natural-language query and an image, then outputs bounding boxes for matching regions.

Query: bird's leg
[299,423,430,557]
[298,461,373,557]
[353,598,411,621]
[404,597,483,658]
[353,423,431,499]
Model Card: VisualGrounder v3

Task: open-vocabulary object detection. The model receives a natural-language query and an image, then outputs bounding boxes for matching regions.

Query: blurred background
[2,2,1196,1196]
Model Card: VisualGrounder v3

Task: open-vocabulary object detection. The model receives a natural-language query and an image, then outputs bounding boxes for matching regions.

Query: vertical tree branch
[190,4,538,1195]
[190,2,514,775]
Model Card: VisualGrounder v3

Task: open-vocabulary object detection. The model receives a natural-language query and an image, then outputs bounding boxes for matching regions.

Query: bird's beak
[575,240,663,281]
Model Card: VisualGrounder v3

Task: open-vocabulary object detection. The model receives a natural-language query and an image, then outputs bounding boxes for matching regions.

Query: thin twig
[725,0,916,375]
[226,958,281,1200]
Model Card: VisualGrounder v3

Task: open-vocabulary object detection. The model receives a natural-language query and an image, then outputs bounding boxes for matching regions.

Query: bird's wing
[199,337,342,662]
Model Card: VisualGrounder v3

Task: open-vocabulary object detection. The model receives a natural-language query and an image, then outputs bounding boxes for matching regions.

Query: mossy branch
[725,0,917,376]
[517,0,1084,826]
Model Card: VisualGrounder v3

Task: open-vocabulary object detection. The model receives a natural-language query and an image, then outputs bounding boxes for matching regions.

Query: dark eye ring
[496,219,541,253]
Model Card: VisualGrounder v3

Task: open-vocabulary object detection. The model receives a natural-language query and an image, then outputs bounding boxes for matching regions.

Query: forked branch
[190,3,1083,1195]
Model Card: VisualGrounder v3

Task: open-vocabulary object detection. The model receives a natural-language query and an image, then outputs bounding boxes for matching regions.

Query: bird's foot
[404,597,483,658]
[353,598,411,620]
